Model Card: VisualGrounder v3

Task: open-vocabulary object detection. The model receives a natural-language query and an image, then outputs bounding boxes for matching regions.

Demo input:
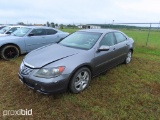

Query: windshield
[0,26,10,34]
[11,27,31,37]
[59,31,102,50]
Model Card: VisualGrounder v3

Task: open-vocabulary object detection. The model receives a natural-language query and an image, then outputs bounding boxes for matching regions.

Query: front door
[25,29,47,52]
[94,32,117,75]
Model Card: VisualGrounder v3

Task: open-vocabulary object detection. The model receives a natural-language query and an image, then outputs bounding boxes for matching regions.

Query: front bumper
[18,72,70,94]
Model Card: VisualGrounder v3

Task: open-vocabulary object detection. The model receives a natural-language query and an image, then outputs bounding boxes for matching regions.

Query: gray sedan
[0,26,69,60]
[19,29,134,94]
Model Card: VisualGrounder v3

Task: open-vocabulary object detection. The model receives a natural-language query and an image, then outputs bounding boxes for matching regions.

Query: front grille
[21,65,33,75]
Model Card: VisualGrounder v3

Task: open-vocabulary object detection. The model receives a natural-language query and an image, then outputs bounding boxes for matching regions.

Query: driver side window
[99,33,115,46]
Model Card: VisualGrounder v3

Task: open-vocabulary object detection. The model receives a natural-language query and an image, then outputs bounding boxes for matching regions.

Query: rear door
[45,29,60,44]
[113,32,129,63]
[25,28,47,52]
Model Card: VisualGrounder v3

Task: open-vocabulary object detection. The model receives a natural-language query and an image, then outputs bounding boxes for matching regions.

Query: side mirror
[97,45,110,52]
[28,33,34,36]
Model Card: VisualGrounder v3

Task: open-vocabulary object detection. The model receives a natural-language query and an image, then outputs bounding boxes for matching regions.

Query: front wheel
[0,45,19,60]
[69,67,91,94]
[124,50,132,64]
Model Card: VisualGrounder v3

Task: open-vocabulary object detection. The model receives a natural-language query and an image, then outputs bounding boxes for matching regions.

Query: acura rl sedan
[18,29,134,94]
[0,26,69,60]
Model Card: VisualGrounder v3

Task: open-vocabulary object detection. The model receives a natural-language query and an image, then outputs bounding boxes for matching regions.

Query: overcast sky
[0,0,160,25]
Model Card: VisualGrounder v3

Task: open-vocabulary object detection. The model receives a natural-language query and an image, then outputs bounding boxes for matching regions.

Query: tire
[69,67,91,94]
[0,45,19,60]
[124,50,132,64]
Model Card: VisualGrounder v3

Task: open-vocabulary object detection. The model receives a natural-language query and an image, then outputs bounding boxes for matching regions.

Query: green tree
[60,24,64,29]
[17,22,25,25]
[50,22,55,28]
[46,21,50,27]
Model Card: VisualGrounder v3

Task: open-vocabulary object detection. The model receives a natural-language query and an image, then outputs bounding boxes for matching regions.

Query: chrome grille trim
[21,65,33,75]
[23,61,35,68]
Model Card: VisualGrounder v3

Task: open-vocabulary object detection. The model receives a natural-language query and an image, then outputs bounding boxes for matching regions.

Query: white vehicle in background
[0,26,24,37]
[0,26,6,30]
[0,26,69,60]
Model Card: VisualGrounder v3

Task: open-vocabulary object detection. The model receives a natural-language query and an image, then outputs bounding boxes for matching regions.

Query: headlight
[34,66,65,78]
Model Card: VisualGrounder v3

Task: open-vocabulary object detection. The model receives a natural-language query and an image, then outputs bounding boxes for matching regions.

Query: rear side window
[99,33,115,46]
[30,29,46,36]
[114,32,126,43]
[46,29,57,35]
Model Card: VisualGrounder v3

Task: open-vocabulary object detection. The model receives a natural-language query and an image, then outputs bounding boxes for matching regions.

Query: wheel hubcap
[4,47,18,59]
[126,52,132,63]
[74,71,89,91]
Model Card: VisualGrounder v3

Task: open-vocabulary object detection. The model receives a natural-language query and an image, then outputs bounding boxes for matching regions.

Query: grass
[0,28,160,119]
[121,29,160,49]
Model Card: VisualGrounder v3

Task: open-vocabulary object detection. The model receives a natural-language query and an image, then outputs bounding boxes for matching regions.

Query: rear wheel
[69,67,91,94]
[124,50,132,64]
[0,45,19,60]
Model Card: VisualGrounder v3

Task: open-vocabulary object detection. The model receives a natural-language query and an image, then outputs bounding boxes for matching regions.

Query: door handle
[42,37,45,38]
[113,48,116,51]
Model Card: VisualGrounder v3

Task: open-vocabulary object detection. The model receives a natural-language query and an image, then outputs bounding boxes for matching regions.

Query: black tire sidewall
[69,67,91,94]
[1,45,19,60]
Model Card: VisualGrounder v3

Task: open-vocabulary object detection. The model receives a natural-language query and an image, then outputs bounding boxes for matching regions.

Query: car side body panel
[0,27,69,55]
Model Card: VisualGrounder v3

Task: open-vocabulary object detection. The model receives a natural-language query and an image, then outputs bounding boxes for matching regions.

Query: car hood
[24,44,84,68]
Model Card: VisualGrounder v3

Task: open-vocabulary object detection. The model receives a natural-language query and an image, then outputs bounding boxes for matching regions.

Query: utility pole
[112,20,114,28]
[146,23,151,46]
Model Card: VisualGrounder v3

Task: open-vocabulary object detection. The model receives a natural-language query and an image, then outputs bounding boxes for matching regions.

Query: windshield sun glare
[59,32,102,50]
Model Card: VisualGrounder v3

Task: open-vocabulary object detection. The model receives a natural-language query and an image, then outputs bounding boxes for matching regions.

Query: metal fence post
[146,23,151,46]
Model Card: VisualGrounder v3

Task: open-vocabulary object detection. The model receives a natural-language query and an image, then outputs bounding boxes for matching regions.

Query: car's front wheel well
[68,65,92,93]
[130,48,133,53]
[67,65,92,87]
[0,43,21,54]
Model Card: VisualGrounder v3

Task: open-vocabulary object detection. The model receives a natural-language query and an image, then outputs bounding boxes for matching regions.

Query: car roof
[23,26,55,29]
[3,26,54,29]
[7,25,25,28]
[78,29,119,34]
